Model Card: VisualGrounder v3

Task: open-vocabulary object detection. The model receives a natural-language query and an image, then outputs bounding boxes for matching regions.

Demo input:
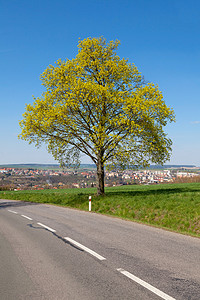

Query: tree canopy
[19,37,175,195]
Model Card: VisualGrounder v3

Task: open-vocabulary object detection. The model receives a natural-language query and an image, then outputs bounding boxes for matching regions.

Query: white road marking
[64,237,106,261]
[21,215,33,221]
[8,210,18,214]
[4,207,178,299]
[37,222,56,233]
[117,268,176,300]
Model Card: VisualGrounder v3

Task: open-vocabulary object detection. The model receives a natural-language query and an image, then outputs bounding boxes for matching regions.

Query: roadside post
[89,196,91,211]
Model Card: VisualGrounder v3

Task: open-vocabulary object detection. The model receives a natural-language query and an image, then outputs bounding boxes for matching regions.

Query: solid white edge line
[117,268,176,300]
[8,210,18,214]
[64,237,106,261]
[21,215,33,221]
[37,222,56,233]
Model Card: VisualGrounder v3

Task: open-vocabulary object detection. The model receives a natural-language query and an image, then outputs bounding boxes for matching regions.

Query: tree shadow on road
[0,200,40,209]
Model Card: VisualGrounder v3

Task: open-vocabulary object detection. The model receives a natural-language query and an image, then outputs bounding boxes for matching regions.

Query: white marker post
[89,196,92,211]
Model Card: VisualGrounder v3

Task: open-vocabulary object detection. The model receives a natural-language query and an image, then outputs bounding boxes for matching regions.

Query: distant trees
[173,175,200,183]
[0,185,14,191]
[19,37,175,195]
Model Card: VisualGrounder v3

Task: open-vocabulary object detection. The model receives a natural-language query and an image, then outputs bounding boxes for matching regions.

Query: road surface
[0,199,200,299]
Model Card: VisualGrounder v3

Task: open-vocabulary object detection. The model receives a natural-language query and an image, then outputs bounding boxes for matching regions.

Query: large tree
[19,37,175,195]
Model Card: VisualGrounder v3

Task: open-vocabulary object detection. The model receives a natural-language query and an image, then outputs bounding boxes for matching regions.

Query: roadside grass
[0,183,200,237]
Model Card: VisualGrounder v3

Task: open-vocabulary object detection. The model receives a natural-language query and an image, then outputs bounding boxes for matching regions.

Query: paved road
[0,199,200,300]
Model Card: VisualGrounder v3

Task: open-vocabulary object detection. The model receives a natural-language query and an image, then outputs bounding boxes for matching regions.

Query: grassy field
[0,182,200,237]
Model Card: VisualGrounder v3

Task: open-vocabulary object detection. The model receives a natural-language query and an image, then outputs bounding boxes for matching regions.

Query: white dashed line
[117,268,176,300]
[21,214,33,221]
[8,210,18,214]
[64,237,106,261]
[37,222,56,233]
[5,207,178,298]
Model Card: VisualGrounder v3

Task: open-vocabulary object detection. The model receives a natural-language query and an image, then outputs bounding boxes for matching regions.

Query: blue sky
[0,0,200,166]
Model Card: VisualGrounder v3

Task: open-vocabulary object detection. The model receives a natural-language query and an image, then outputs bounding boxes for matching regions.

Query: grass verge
[0,183,200,237]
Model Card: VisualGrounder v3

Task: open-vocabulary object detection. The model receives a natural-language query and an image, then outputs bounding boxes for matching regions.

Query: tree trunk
[96,157,105,195]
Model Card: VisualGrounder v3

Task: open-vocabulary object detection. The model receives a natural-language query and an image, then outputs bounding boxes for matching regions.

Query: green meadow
[0,182,200,237]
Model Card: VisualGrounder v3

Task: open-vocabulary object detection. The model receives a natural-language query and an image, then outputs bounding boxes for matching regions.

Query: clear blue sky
[1,0,200,166]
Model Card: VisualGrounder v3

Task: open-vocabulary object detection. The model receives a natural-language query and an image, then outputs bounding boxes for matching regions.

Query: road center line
[117,268,176,300]
[37,222,56,233]
[21,215,33,221]
[8,210,18,214]
[64,237,106,261]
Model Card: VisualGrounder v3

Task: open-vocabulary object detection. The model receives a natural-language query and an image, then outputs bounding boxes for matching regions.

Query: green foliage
[1,183,200,237]
[19,37,175,194]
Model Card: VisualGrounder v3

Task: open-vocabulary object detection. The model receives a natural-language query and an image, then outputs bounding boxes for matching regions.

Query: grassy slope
[0,183,200,237]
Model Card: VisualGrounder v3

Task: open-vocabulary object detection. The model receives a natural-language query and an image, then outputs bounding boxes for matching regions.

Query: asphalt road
[0,199,200,300]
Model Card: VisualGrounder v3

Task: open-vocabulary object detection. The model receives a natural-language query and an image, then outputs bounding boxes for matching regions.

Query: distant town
[0,164,200,191]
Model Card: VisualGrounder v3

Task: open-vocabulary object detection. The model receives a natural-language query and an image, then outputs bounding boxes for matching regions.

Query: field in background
[0,182,200,237]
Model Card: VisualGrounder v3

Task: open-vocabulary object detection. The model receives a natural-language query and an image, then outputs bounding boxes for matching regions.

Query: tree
[19,37,175,195]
